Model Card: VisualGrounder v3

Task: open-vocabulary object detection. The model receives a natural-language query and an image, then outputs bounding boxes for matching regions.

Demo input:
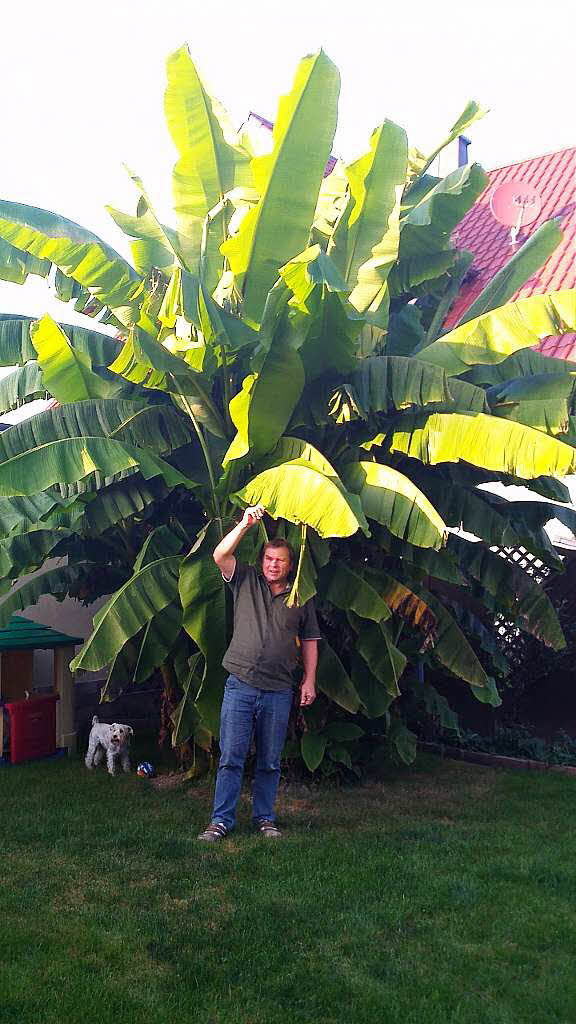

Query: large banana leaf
[55,466,168,501]
[300,730,327,771]
[428,378,488,414]
[298,294,359,378]
[284,285,358,380]
[223,344,305,465]
[196,279,259,357]
[358,377,489,422]
[415,587,489,688]
[0,436,195,496]
[279,244,349,306]
[101,635,143,701]
[374,573,437,636]
[164,45,252,280]
[0,314,122,368]
[0,316,37,364]
[504,499,576,543]
[31,316,122,402]
[0,528,72,580]
[0,564,85,627]
[285,524,330,606]
[106,201,178,278]
[0,238,50,285]
[387,718,419,765]
[232,461,368,539]
[312,158,349,239]
[108,329,225,438]
[342,461,447,550]
[390,412,576,478]
[384,306,426,357]
[347,614,406,698]
[286,525,315,606]
[418,289,576,375]
[349,652,395,718]
[179,532,229,734]
[109,329,226,438]
[50,270,109,321]
[342,355,452,417]
[108,334,179,389]
[399,163,488,258]
[0,362,45,416]
[256,436,339,478]
[179,531,227,665]
[377,531,467,584]
[0,492,77,537]
[420,480,562,565]
[451,536,565,650]
[319,561,391,623]
[427,687,461,731]
[387,250,457,298]
[468,675,502,708]
[106,167,186,276]
[464,347,576,387]
[487,372,576,435]
[338,121,408,313]
[519,475,571,503]
[0,201,144,324]
[453,607,509,676]
[132,603,183,684]
[0,399,193,458]
[56,322,122,367]
[133,526,183,573]
[170,652,205,747]
[78,476,172,535]
[457,221,564,326]
[70,554,181,672]
[316,641,360,713]
[221,50,340,322]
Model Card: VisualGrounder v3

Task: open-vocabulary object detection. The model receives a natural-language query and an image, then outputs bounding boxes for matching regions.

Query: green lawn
[1,752,575,1024]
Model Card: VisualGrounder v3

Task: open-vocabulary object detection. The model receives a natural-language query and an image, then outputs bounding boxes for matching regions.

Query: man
[198,504,321,841]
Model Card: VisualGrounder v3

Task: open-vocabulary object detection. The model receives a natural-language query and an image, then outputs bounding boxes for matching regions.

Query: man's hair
[259,537,296,571]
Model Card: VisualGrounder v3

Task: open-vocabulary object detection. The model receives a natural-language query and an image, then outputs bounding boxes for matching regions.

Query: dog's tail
[92,715,99,726]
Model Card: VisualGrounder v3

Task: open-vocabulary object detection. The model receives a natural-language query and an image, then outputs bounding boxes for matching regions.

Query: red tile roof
[445,147,576,357]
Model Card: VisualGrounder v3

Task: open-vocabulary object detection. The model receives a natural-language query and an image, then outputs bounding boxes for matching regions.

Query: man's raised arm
[213,505,265,580]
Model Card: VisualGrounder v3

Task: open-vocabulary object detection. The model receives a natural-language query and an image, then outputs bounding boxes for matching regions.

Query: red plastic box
[5,694,60,764]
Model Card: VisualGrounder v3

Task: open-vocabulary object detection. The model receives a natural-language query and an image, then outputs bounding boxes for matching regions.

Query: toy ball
[137,761,156,778]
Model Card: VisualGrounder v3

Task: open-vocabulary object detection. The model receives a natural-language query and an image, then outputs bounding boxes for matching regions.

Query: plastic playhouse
[0,616,82,764]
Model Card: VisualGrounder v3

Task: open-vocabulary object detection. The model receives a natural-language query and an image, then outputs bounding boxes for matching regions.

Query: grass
[1,750,576,1024]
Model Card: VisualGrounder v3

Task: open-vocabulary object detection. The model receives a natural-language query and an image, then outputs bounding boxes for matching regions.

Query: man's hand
[300,679,316,707]
[240,504,265,529]
[213,504,266,577]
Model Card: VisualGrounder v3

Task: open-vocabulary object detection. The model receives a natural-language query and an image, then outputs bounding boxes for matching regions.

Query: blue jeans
[211,675,293,830]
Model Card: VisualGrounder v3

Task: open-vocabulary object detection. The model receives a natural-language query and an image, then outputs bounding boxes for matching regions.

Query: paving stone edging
[419,741,576,776]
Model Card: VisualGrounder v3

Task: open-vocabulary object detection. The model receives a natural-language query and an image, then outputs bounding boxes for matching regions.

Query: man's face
[262,545,292,586]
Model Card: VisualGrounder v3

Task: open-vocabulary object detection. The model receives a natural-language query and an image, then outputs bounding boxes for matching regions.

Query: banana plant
[0,44,574,774]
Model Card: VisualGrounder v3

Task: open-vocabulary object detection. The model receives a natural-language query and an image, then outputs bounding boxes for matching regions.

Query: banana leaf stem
[171,377,222,535]
[220,343,234,436]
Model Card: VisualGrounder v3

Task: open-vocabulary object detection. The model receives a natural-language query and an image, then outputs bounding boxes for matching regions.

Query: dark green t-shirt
[222,562,321,691]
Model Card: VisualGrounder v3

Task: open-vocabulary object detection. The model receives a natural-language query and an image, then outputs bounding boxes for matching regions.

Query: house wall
[8,558,108,689]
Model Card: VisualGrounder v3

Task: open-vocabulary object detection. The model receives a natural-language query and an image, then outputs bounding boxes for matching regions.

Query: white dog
[85,716,133,775]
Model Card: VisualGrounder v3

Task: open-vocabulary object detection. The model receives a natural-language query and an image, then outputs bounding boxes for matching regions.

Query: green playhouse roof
[0,615,83,651]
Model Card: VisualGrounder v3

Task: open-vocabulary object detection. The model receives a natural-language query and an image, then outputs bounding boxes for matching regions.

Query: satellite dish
[490,180,542,244]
